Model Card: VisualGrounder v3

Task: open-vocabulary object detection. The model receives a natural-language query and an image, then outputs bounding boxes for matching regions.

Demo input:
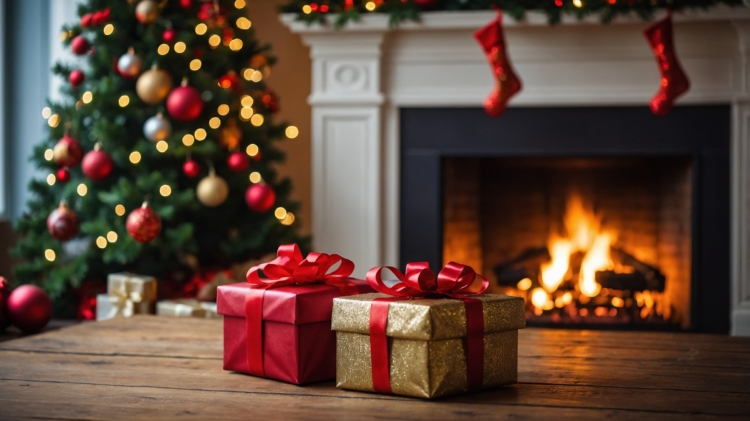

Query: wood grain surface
[1,316,749,420]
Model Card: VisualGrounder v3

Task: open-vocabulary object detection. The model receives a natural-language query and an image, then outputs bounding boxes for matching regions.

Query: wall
[246,0,312,235]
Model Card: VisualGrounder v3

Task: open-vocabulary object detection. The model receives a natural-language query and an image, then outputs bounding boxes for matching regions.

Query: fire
[536,194,615,308]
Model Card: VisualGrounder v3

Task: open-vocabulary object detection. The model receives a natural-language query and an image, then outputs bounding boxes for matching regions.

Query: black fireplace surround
[400,106,730,333]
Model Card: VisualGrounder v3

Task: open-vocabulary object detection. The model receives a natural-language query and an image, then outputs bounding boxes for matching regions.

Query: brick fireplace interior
[401,106,730,333]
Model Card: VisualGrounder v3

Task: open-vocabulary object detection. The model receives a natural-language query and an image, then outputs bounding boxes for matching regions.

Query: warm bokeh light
[48,114,61,128]
[194,128,207,141]
[96,236,107,249]
[229,39,243,51]
[209,117,221,129]
[240,107,253,120]
[611,297,625,308]
[190,59,202,71]
[250,71,262,83]
[119,95,130,107]
[530,288,549,309]
[274,207,287,220]
[250,114,264,126]
[158,44,170,55]
[77,183,88,196]
[235,0,246,8]
[156,140,168,152]
[182,134,195,146]
[42,107,52,119]
[82,91,93,104]
[246,144,259,157]
[281,212,295,226]
[107,231,118,243]
[516,278,532,291]
[46,174,56,186]
[218,104,230,115]
[209,35,221,47]
[174,41,186,53]
[103,24,114,35]
[129,151,141,164]
[573,0,583,6]
[365,1,376,11]
[241,95,254,107]
[285,126,299,139]
[115,204,126,216]
[160,185,172,197]
[195,23,207,35]
[236,17,251,29]
[302,5,312,13]
[45,249,56,261]
[44,149,54,161]
[249,172,262,183]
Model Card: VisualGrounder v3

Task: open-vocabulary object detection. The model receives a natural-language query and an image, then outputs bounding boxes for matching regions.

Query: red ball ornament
[7,285,52,333]
[183,160,200,178]
[262,89,279,113]
[80,13,93,27]
[218,72,242,93]
[0,277,11,331]
[179,0,192,8]
[126,201,162,243]
[413,0,440,8]
[69,69,85,88]
[227,151,249,173]
[167,79,204,122]
[82,143,114,181]
[245,183,276,213]
[92,8,111,26]
[47,201,79,242]
[162,28,177,44]
[198,2,226,22]
[71,35,90,55]
[56,168,71,183]
[53,133,83,168]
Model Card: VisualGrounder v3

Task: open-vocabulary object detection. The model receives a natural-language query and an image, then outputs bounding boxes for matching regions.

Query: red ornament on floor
[0,277,10,331]
[71,35,89,55]
[53,133,83,167]
[227,151,249,172]
[183,159,200,178]
[69,69,84,88]
[7,285,52,333]
[644,13,690,116]
[245,183,276,213]
[56,168,70,183]
[47,201,79,242]
[167,79,204,122]
[82,143,114,181]
[162,28,177,44]
[126,201,162,243]
[474,10,522,118]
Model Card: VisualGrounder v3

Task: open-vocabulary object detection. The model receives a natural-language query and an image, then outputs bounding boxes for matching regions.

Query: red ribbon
[244,244,359,377]
[366,262,488,393]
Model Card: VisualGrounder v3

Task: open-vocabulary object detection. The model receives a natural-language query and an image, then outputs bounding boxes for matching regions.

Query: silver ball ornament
[143,113,172,141]
[117,48,143,79]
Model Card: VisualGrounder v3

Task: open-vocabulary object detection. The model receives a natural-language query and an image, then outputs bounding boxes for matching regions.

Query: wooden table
[1,316,749,420]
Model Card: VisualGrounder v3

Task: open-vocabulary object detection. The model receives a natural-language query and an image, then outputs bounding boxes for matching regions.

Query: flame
[579,233,612,297]
[540,238,572,292]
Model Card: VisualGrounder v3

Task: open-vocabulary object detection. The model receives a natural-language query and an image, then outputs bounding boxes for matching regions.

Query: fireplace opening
[442,157,692,329]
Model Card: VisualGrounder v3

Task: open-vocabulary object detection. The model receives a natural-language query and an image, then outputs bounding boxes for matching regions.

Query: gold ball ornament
[196,169,229,207]
[135,0,160,25]
[136,65,173,105]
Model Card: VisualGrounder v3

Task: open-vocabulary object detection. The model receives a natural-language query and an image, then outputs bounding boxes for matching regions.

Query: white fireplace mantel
[282,7,750,335]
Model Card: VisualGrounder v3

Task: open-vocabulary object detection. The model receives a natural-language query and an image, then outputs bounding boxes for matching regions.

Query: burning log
[493,247,549,286]
[595,271,665,292]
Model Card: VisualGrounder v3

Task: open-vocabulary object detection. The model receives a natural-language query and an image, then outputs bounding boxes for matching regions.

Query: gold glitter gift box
[331,293,525,399]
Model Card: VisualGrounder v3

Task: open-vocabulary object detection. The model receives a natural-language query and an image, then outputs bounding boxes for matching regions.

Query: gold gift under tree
[331,293,525,399]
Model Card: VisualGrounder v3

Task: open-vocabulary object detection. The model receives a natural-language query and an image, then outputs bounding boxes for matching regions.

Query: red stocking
[474,11,522,118]
[644,13,690,116]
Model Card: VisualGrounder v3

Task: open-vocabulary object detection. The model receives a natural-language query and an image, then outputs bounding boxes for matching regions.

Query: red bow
[366,262,488,394]
[366,261,488,298]
[244,244,359,377]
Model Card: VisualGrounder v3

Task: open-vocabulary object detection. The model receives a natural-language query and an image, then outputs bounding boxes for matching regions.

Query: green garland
[280,0,745,28]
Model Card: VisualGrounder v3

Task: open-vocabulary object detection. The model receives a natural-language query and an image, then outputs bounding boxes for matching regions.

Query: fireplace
[401,106,730,333]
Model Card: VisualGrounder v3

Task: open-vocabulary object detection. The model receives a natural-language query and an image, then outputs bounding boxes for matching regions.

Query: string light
[182,134,195,146]
[237,17,251,29]
[250,71,262,83]
[174,42,187,53]
[209,35,221,47]
[48,114,61,128]
[194,128,207,140]
[190,59,202,71]
[196,23,207,35]
[285,126,299,139]
[44,149,54,161]
[246,144,259,157]
[129,151,141,164]
[158,44,170,55]
[42,107,52,119]
[103,23,114,35]
[251,114,264,126]
[218,104,230,115]
[365,1,376,11]
[573,0,583,7]
[229,39,243,51]
[274,207,287,220]
[96,236,107,249]
[235,0,246,8]
[240,107,253,120]
[115,204,126,216]
[302,5,312,13]
[281,212,295,226]
[243,69,254,80]
[82,91,93,104]
[159,185,172,197]
[209,117,221,129]
[60,32,69,42]
[249,172,262,183]
[47,174,56,186]
[107,231,118,243]
[45,249,56,262]
[241,95,254,107]
[119,95,130,107]
[156,140,168,152]
[77,183,88,196]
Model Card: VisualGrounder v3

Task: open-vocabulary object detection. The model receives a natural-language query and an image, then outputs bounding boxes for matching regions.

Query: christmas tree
[11,0,307,315]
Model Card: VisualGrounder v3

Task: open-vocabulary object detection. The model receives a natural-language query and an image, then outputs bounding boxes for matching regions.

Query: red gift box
[216,244,372,384]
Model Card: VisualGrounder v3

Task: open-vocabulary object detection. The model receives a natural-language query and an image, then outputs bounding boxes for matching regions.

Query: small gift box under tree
[96,273,157,321]
[157,299,219,319]
[332,262,525,399]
